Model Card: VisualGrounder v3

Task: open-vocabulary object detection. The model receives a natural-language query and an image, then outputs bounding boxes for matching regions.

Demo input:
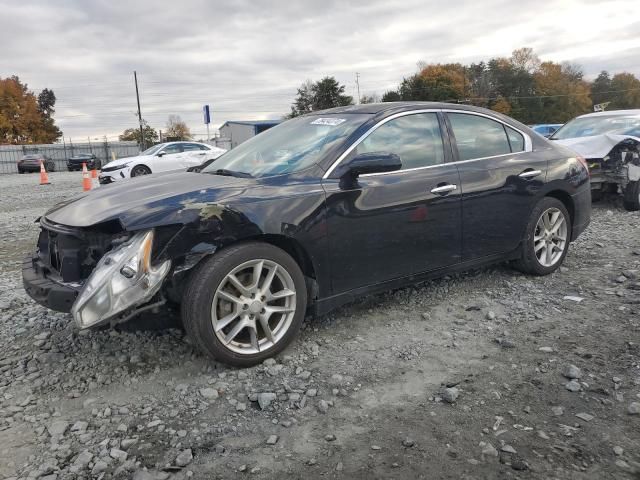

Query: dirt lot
[1,171,639,480]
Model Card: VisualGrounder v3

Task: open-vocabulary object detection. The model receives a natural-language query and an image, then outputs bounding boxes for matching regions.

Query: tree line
[290,48,640,124]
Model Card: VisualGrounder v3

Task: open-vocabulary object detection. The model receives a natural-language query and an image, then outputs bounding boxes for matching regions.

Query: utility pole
[355,72,361,104]
[134,71,145,150]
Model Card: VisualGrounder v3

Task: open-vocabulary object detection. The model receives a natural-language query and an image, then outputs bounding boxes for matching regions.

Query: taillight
[576,156,589,175]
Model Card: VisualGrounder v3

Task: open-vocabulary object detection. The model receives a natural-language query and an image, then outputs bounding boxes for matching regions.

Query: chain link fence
[0,141,141,174]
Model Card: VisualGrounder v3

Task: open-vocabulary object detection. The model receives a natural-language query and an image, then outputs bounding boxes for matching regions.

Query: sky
[1,0,639,141]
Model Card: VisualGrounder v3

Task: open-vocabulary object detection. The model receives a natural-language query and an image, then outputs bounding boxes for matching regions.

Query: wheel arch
[254,234,316,278]
[132,163,152,174]
[169,234,320,305]
[545,189,575,227]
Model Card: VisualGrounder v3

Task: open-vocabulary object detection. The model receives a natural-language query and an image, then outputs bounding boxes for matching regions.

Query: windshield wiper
[208,169,253,178]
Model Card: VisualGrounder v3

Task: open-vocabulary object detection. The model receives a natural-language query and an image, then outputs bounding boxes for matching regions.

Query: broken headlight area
[585,138,640,184]
[71,230,171,329]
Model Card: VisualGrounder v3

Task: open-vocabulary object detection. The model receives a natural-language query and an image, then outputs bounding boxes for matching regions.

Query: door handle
[518,169,542,179]
[430,184,457,194]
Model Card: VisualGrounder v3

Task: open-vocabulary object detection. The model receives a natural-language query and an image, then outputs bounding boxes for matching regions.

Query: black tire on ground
[513,197,572,276]
[18,169,24,174]
[47,162,55,172]
[131,165,151,177]
[181,242,307,367]
[590,189,602,202]
[623,181,640,211]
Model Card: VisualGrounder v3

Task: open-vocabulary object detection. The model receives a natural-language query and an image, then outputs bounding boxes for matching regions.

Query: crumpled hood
[554,133,640,158]
[44,172,252,229]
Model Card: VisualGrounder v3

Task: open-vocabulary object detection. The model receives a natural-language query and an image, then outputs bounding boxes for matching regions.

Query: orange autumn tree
[533,62,592,122]
[0,76,61,144]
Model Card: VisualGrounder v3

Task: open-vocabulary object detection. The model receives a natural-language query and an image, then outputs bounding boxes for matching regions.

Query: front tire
[131,165,151,177]
[623,181,640,211]
[513,197,571,275]
[181,242,307,366]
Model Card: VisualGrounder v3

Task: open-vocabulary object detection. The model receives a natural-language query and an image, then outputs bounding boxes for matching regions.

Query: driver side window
[161,144,182,155]
[354,113,444,170]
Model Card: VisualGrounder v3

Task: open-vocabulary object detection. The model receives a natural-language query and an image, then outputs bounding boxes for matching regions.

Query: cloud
[1,0,638,140]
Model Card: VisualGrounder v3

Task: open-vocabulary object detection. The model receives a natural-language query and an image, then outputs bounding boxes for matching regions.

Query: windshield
[551,114,640,140]
[202,114,371,177]
[141,144,165,156]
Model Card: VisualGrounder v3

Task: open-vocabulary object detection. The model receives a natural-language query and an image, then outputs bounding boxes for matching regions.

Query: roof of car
[308,102,503,116]
[576,109,640,118]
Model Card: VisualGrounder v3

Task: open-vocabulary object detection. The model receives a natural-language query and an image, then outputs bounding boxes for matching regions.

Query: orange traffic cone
[90,167,100,188]
[39,160,50,185]
[82,163,92,191]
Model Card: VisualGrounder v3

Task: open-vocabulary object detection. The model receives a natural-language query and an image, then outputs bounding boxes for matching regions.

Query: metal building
[219,120,281,149]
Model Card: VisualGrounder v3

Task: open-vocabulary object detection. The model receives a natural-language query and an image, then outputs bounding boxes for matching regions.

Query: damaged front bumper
[22,255,81,313]
[23,228,171,329]
[557,134,640,191]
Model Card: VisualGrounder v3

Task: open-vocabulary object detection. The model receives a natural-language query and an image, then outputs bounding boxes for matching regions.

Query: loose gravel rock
[0,173,639,479]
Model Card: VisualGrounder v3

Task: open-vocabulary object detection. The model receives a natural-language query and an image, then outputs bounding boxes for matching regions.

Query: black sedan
[18,154,55,173]
[23,102,590,366]
[67,153,101,171]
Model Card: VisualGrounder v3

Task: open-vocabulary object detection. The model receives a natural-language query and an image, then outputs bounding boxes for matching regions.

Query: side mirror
[157,151,166,157]
[345,152,402,177]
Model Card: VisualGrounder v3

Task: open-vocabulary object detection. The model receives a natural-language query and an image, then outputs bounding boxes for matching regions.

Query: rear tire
[181,242,307,367]
[47,162,55,172]
[513,197,571,275]
[623,181,640,211]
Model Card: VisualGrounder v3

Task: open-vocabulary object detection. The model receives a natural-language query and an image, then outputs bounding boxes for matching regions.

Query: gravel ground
[1,171,640,480]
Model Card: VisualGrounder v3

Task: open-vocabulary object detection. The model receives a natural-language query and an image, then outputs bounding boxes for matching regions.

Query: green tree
[289,80,314,117]
[609,73,640,109]
[591,71,612,106]
[311,77,353,111]
[360,94,380,104]
[37,88,56,117]
[289,77,352,117]
[119,120,159,145]
[0,76,61,144]
[381,90,402,102]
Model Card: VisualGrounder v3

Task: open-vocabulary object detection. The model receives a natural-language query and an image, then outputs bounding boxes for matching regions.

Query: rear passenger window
[448,113,511,160]
[355,113,444,170]
[506,126,525,152]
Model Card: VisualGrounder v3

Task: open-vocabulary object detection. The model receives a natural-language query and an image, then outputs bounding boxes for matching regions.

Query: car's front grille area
[98,176,114,184]
[36,218,119,283]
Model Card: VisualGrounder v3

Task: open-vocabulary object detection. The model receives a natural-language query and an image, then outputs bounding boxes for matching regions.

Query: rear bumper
[22,255,79,313]
[571,187,591,241]
[68,161,97,170]
[18,164,41,171]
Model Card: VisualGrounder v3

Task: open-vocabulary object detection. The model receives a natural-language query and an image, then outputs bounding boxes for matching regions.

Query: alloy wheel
[534,207,568,267]
[131,166,149,177]
[211,259,297,355]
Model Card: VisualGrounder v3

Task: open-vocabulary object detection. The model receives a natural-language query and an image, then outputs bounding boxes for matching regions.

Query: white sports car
[99,141,227,184]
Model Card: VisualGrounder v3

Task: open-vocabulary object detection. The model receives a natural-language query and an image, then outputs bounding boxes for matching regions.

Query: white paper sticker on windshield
[310,118,346,126]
